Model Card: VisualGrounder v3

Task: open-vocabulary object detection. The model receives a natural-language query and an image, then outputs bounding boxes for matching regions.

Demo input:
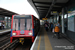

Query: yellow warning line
[37,36,41,50]
[44,30,53,50]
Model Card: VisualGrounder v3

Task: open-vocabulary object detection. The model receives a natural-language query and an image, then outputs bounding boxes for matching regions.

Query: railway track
[0,33,33,50]
[0,34,10,42]
[0,39,32,50]
[0,33,19,50]
[0,40,18,50]
[0,33,10,47]
[10,40,32,50]
[14,41,32,50]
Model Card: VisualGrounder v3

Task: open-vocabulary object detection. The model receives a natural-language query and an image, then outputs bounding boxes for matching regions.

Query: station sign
[52,11,57,13]
[68,11,72,13]
[42,18,48,20]
[51,11,57,14]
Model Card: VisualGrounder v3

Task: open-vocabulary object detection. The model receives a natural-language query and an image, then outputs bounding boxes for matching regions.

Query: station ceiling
[0,8,18,17]
[28,0,70,19]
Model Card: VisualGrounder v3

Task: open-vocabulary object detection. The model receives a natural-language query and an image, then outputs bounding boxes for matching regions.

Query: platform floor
[0,29,11,34]
[32,26,75,50]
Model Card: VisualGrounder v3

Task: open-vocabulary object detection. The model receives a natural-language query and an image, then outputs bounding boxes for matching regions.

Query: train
[10,15,40,44]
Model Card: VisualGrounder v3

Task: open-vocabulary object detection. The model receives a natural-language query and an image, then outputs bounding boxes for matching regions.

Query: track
[0,33,33,50]
[0,40,18,50]
[0,33,10,47]
[13,39,32,50]
[0,34,10,42]
[0,39,32,50]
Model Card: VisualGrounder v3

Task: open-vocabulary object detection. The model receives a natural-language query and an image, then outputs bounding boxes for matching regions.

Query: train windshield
[13,15,32,30]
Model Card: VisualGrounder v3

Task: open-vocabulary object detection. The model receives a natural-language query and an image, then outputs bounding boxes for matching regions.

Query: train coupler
[19,38,24,45]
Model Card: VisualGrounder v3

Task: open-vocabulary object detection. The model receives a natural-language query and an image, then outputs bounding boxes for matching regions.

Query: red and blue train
[10,15,40,44]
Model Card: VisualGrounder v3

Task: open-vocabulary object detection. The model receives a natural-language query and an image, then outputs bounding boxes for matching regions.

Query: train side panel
[33,16,40,38]
[31,15,34,42]
[31,15,40,42]
[10,15,14,43]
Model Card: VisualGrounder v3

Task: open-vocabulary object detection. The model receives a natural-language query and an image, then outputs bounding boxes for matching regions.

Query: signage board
[42,18,48,20]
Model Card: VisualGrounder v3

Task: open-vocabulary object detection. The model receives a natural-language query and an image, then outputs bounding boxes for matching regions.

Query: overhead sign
[68,11,71,13]
[52,11,57,13]
[42,18,48,20]
[51,11,58,15]
[59,12,62,15]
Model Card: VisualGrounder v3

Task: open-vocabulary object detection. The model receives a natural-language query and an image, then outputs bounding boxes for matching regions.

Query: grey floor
[33,26,75,50]
[47,31,75,50]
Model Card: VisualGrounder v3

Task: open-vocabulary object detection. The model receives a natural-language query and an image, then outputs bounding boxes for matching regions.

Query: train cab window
[20,19,25,30]
[27,19,32,30]
[13,19,18,30]
[13,15,32,30]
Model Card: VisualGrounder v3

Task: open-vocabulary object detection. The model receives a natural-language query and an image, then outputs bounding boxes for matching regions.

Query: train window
[20,19,25,30]
[13,19,18,30]
[27,19,32,30]
[36,20,38,26]
[34,19,36,29]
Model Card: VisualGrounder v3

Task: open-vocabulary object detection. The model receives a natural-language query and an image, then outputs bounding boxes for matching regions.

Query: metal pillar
[62,8,64,33]
[45,0,57,17]
[7,17,8,28]
[52,17,54,24]
[66,7,68,30]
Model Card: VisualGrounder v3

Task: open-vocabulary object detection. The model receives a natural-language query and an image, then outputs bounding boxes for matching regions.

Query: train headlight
[12,33,16,36]
[28,32,32,35]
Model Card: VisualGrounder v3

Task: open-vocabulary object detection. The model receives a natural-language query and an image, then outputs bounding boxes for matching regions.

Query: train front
[10,15,34,44]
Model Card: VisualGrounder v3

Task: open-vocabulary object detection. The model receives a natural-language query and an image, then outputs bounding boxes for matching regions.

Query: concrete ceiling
[0,8,18,17]
[28,0,70,19]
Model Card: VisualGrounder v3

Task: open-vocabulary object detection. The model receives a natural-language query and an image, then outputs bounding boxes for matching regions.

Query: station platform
[31,26,75,50]
[0,29,11,35]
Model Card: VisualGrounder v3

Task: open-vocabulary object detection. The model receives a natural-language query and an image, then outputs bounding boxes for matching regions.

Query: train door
[20,19,25,30]
[19,18,32,35]
[20,18,32,30]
